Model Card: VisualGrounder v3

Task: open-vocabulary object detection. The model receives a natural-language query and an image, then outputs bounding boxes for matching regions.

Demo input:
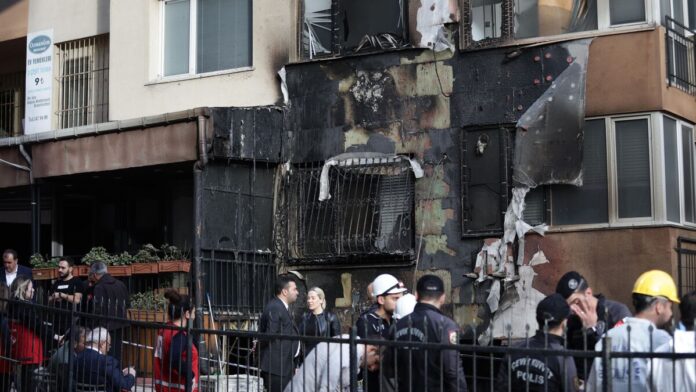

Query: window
[466,0,651,46]
[615,118,652,219]
[664,116,681,222]
[57,35,109,129]
[162,0,252,77]
[0,72,24,138]
[285,158,415,263]
[683,124,696,222]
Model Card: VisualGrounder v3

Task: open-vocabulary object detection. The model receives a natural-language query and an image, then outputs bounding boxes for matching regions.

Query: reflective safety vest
[154,323,199,392]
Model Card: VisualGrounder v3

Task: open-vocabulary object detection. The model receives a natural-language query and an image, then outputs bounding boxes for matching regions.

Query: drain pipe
[18,145,39,255]
[193,113,209,327]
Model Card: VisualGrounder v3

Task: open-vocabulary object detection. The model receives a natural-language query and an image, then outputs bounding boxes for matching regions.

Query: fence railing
[0,296,693,392]
[665,16,696,96]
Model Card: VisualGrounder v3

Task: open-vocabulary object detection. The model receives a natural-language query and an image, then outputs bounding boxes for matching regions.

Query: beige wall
[109,0,293,121]
[0,0,28,42]
[27,0,109,43]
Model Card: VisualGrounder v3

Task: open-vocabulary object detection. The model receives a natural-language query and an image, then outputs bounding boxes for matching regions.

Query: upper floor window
[0,72,24,138]
[466,0,676,47]
[162,0,252,77]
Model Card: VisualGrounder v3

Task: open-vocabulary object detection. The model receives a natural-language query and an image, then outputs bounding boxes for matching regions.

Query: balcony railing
[665,16,696,96]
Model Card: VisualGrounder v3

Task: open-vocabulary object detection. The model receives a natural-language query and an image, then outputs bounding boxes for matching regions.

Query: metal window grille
[666,16,696,95]
[57,35,109,129]
[285,158,415,263]
[0,72,24,138]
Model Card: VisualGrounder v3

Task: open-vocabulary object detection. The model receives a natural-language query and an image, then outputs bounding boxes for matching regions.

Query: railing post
[186,315,194,392]
[602,336,612,392]
[350,326,358,392]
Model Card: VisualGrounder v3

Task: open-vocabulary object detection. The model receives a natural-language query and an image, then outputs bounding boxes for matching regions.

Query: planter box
[131,262,159,275]
[75,265,90,277]
[157,260,191,273]
[154,287,188,296]
[127,309,167,323]
[108,265,132,276]
[32,268,57,281]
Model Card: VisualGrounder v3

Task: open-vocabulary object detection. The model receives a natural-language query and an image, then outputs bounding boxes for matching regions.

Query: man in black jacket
[388,275,467,392]
[495,294,578,392]
[86,262,129,360]
[259,275,300,392]
[555,271,631,380]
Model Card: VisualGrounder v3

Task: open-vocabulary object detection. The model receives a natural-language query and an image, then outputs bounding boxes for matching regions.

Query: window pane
[524,187,545,225]
[664,117,681,222]
[616,119,651,219]
[551,119,608,225]
[514,0,597,39]
[164,0,190,76]
[472,0,503,41]
[197,0,252,73]
[683,125,695,222]
[610,0,645,25]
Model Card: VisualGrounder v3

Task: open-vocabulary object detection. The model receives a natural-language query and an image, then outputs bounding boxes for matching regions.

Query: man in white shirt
[651,290,696,392]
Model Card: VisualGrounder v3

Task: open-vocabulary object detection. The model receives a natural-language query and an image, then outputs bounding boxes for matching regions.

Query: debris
[278,67,289,105]
[487,279,501,313]
[302,0,332,58]
[415,0,459,52]
[528,250,550,266]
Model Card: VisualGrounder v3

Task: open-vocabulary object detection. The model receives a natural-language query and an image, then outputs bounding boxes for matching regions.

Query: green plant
[112,251,134,266]
[129,291,166,311]
[29,253,59,268]
[160,243,189,261]
[81,246,114,266]
[133,244,160,263]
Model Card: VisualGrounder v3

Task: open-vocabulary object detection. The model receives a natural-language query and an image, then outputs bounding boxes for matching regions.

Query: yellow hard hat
[632,270,680,303]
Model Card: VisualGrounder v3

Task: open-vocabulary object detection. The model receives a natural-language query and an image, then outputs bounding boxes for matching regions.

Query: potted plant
[127,291,167,322]
[157,244,191,273]
[29,254,59,280]
[82,247,132,276]
[131,244,160,274]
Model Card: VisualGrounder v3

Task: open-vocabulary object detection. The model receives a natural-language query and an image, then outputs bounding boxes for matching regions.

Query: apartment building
[1,0,696,336]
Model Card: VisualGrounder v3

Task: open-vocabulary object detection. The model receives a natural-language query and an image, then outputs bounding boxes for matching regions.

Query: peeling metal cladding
[210,106,285,162]
[413,0,460,51]
[513,39,593,188]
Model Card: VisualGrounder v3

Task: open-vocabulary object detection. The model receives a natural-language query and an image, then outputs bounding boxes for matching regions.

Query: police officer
[356,274,406,391]
[556,271,631,380]
[495,294,578,392]
[388,274,467,392]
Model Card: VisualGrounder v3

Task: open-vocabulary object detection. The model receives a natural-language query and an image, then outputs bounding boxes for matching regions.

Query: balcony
[666,16,696,96]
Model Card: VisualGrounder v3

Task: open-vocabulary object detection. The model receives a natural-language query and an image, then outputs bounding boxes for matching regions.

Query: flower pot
[127,309,167,322]
[157,260,191,273]
[131,262,159,275]
[108,265,132,276]
[32,268,57,281]
[75,265,90,277]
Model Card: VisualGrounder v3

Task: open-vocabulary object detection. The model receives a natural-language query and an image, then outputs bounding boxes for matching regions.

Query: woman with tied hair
[154,289,199,392]
[9,275,54,392]
[298,287,341,354]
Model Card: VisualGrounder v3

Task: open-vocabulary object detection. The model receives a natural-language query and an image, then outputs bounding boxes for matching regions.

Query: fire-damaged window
[300,0,408,59]
[464,0,653,47]
[285,156,416,263]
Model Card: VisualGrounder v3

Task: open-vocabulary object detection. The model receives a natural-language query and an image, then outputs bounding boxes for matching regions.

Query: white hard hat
[372,274,407,297]
[394,294,417,320]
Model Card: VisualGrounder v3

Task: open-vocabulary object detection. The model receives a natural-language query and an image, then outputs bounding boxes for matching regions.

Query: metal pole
[602,336,612,392]
[350,326,358,392]
[193,114,208,327]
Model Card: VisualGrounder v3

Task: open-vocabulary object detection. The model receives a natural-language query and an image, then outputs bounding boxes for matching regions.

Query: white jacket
[650,330,696,392]
[587,317,671,392]
[284,335,365,392]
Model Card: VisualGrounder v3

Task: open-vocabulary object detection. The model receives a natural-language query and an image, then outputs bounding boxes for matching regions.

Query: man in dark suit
[86,262,129,360]
[74,327,136,392]
[259,275,300,392]
[1,249,32,289]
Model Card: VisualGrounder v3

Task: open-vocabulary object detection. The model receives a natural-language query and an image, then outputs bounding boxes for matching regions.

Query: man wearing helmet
[587,270,679,392]
[355,274,406,391]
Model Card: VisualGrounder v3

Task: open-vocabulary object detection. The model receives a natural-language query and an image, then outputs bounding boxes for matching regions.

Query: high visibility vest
[154,323,199,392]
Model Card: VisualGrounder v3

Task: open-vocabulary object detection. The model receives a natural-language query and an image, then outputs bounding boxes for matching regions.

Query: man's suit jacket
[74,348,135,392]
[258,297,299,377]
[0,265,32,288]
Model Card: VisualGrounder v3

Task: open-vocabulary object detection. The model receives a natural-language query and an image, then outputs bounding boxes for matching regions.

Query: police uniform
[388,275,467,392]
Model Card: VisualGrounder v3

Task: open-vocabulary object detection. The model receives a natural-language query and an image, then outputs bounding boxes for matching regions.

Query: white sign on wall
[25,29,54,135]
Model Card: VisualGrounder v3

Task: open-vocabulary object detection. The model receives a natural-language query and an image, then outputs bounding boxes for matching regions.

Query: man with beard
[49,257,86,336]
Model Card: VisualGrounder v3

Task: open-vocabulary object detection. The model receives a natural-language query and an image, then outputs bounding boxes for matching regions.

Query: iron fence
[677,237,696,297]
[0,296,693,391]
[665,16,696,96]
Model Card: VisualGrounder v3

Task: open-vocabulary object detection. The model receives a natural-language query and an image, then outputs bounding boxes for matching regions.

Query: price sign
[25,29,53,135]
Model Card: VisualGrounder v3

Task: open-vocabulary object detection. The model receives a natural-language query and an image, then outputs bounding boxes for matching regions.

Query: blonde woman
[298,287,341,353]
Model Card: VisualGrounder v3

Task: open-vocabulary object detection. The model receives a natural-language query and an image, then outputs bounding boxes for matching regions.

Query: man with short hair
[49,257,86,335]
[388,274,467,392]
[588,270,679,392]
[259,274,300,392]
[1,249,31,289]
[74,327,136,392]
[86,262,129,360]
[651,290,696,392]
[556,271,631,379]
[50,326,87,392]
[356,274,406,392]
[495,294,578,392]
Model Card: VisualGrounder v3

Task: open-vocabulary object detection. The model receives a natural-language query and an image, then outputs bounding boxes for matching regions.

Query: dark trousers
[262,371,292,392]
[108,328,125,362]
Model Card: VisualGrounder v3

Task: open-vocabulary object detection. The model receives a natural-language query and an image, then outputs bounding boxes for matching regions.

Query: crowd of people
[0,245,695,392]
